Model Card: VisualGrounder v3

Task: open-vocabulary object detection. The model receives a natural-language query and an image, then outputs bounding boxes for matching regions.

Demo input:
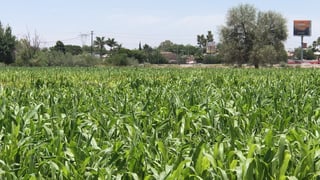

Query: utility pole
[91,30,94,56]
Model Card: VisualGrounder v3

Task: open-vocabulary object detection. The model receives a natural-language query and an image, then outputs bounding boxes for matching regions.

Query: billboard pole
[301,35,304,60]
[294,20,311,61]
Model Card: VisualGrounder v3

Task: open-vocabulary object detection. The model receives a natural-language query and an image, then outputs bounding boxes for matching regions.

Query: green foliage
[220,4,288,67]
[108,53,138,66]
[158,40,175,52]
[127,49,147,63]
[256,11,288,45]
[0,67,320,179]
[0,22,16,64]
[202,54,223,64]
[148,50,168,64]
[15,40,35,65]
[15,33,41,65]
[64,45,83,55]
[220,4,257,66]
[158,40,200,56]
[252,11,288,67]
[143,44,168,64]
[106,38,118,51]
[294,48,316,60]
[29,51,100,66]
[51,41,66,54]
[94,36,107,58]
[197,31,214,53]
[277,45,288,62]
[250,45,277,67]
[81,45,92,54]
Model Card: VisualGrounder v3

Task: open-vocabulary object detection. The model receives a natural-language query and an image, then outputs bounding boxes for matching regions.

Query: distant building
[206,41,216,54]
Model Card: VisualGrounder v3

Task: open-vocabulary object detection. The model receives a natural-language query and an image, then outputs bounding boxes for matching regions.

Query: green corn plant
[0,67,320,179]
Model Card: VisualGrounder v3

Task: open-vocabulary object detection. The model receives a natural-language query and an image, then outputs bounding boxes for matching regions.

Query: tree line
[1,4,319,67]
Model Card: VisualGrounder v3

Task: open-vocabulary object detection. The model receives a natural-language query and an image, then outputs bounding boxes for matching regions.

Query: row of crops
[0,67,319,179]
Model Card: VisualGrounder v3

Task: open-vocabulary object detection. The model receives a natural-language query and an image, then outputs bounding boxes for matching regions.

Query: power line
[40,36,81,44]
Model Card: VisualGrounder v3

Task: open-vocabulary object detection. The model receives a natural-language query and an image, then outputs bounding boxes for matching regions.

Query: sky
[1,0,319,50]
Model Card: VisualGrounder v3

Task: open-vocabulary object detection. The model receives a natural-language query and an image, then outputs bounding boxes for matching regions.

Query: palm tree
[106,38,118,52]
[94,36,107,58]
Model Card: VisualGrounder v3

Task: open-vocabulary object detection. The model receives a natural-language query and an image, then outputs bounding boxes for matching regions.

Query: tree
[250,45,277,67]
[139,42,142,51]
[220,4,257,67]
[294,48,315,60]
[197,34,206,49]
[94,36,107,58]
[82,45,92,54]
[206,31,214,42]
[65,45,83,55]
[311,37,320,51]
[312,41,317,51]
[128,49,146,63]
[112,48,146,64]
[0,22,16,64]
[158,40,174,52]
[197,31,214,53]
[148,50,167,64]
[52,41,66,54]
[251,11,288,67]
[106,38,117,52]
[220,4,287,67]
[143,44,153,63]
[16,31,41,65]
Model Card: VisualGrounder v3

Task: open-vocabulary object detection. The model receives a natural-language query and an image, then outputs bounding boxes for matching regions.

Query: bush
[279,61,287,68]
[202,54,222,64]
[29,51,101,67]
[30,51,71,66]
[73,54,100,67]
[148,51,168,64]
[108,53,139,66]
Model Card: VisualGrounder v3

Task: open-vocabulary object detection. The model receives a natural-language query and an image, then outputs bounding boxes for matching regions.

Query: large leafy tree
[94,36,107,58]
[0,22,16,64]
[220,4,287,67]
[220,4,257,67]
[251,11,288,67]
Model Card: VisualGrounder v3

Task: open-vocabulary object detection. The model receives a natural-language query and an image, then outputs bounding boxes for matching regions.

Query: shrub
[202,54,222,64]
[108,53,139,66]
[148,51,168,64]
[29,51,101,67]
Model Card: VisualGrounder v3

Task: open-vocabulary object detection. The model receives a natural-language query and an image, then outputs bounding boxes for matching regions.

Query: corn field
[0,67,320,179]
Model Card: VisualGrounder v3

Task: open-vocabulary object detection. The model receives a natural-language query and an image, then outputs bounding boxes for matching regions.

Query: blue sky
[1,0,319,50]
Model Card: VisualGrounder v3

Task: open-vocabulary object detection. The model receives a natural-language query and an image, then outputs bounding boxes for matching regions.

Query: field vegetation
[0,67,319,179]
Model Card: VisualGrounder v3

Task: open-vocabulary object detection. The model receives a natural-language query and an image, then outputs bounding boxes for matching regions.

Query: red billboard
[294,20,311,36]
